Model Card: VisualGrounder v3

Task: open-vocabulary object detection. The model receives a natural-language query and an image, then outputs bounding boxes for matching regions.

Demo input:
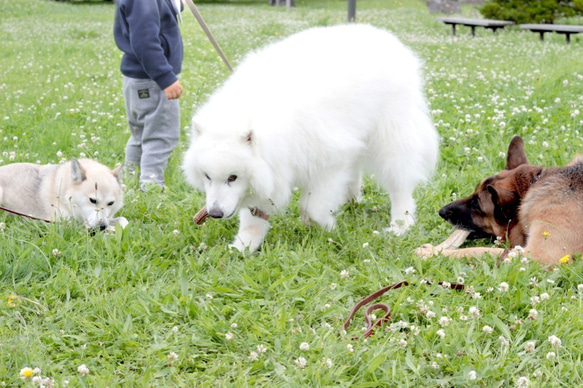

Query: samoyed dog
[182,24,439,252]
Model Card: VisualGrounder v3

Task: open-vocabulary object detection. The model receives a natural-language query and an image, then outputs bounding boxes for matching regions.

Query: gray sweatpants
[123,76,180,186]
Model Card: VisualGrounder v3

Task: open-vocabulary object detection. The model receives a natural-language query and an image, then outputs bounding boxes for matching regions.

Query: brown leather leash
[342,280,465,339]
[0,205,51,223]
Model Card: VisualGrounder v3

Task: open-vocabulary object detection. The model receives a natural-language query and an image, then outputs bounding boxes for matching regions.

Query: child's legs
[122,77,180,186]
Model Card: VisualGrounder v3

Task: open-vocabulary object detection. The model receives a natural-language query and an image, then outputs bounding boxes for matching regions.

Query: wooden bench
[437,17,515,37]
[519,24,583,43]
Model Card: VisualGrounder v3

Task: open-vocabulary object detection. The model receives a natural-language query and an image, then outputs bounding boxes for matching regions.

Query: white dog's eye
[89,198,97,204]
[227,175,237,183]
[204,173,211,181]
[108,201,115,206]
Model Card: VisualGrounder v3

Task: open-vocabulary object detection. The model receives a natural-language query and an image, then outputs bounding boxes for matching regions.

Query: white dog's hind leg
[230,208,271,252]
[385,187,416,235]
[300,170,355,230]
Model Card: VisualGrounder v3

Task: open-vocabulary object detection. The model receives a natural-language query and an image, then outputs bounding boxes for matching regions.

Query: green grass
[1,0,583,386]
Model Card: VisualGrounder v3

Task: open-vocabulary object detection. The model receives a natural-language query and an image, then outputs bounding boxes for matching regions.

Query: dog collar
[250,207,269,220]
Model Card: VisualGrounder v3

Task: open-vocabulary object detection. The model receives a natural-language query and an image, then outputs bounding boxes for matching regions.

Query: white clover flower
[257,344,267,354]
[340,270,349,279]
[439,316,451,327]
[469,306,480,318]
[498,282,509,292]
[548,335,562,348]
[248,351,259,361]
[225,332,234,341]
[436,329,445,339]
[546,352,556,360]
[431,361,439,369]
[32,376,42,385]
[206,293,213,300]
[468,370,477,380]
[525,341,536,353]
[405,267,416,275]
[167,352,179,362]
[362,242,369,248]
[499,336,509,347]
[330,283,337,290]
[540,293,549,301]
[295,357,307,369]
[323,357,332,369]
[516,376,530,388]
[530,296,540,306]
[577,284,583,292]
[299,342,310,351]
[230,323,238,329]
[347,344,354,352]
[482,325,494,334]
[528,309,539,320]
[426,310,436,319]
[399,339,408,348]
[77,364,90,377]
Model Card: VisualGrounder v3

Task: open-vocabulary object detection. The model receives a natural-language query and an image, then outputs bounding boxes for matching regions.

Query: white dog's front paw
[229,234,264,253]
[229,238,249,253]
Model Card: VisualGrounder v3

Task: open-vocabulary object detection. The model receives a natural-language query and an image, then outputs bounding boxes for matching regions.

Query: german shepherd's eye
[227,175,237,183]
[470,196,480,210]
[89,198,97,204]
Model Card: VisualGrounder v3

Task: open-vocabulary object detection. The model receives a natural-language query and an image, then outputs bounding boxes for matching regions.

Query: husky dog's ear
[112,164,123,185]
[71,158,87,183]
[505,136,529,170]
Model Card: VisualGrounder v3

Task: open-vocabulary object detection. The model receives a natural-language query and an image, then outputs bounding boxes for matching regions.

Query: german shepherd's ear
[505,136,529,170]
[71,158,87,183]
[487,185,520,223]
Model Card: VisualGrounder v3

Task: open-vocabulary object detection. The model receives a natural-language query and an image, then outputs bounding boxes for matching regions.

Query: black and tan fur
[423,136,583,266]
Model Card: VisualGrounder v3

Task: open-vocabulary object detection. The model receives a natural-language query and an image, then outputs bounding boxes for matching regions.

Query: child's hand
[164,80,183,99]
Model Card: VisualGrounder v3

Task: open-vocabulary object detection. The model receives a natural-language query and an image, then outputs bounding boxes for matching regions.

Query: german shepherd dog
[420,136,583,266]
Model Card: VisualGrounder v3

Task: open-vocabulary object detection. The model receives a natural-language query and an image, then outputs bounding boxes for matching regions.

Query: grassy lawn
[1,0,583,386]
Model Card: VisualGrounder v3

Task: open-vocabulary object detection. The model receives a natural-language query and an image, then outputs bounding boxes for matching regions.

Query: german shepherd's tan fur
[424,136,583,266]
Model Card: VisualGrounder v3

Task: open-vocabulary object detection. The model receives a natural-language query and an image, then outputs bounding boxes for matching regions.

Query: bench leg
[451,24,456,36]
[539,31,544,41]
[566,33,571,44]
[471,26,476,37]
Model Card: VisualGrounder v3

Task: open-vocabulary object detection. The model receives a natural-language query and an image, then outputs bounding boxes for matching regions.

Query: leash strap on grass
[183,0,233,73]
[0,205,51,223]
[342,280,465,339]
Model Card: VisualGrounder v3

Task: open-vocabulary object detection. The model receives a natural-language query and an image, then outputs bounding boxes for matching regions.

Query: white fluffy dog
[182,24,439,252]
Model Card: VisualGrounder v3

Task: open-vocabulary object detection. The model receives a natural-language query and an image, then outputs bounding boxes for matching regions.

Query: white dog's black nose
[208,207,224,219]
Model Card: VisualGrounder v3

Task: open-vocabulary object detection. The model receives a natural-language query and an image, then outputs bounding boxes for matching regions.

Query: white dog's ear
[112,164,123,184]
[244,131,253,145]
[71,158,86,183]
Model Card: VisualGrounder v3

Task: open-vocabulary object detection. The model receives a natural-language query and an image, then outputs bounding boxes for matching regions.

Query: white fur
[182,24,439,252]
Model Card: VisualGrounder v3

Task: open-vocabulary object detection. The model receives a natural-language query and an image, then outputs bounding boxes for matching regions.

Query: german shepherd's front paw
[414,244,437,259]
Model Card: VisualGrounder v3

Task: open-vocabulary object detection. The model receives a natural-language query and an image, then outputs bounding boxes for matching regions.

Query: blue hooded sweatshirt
[114,0,183,90]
